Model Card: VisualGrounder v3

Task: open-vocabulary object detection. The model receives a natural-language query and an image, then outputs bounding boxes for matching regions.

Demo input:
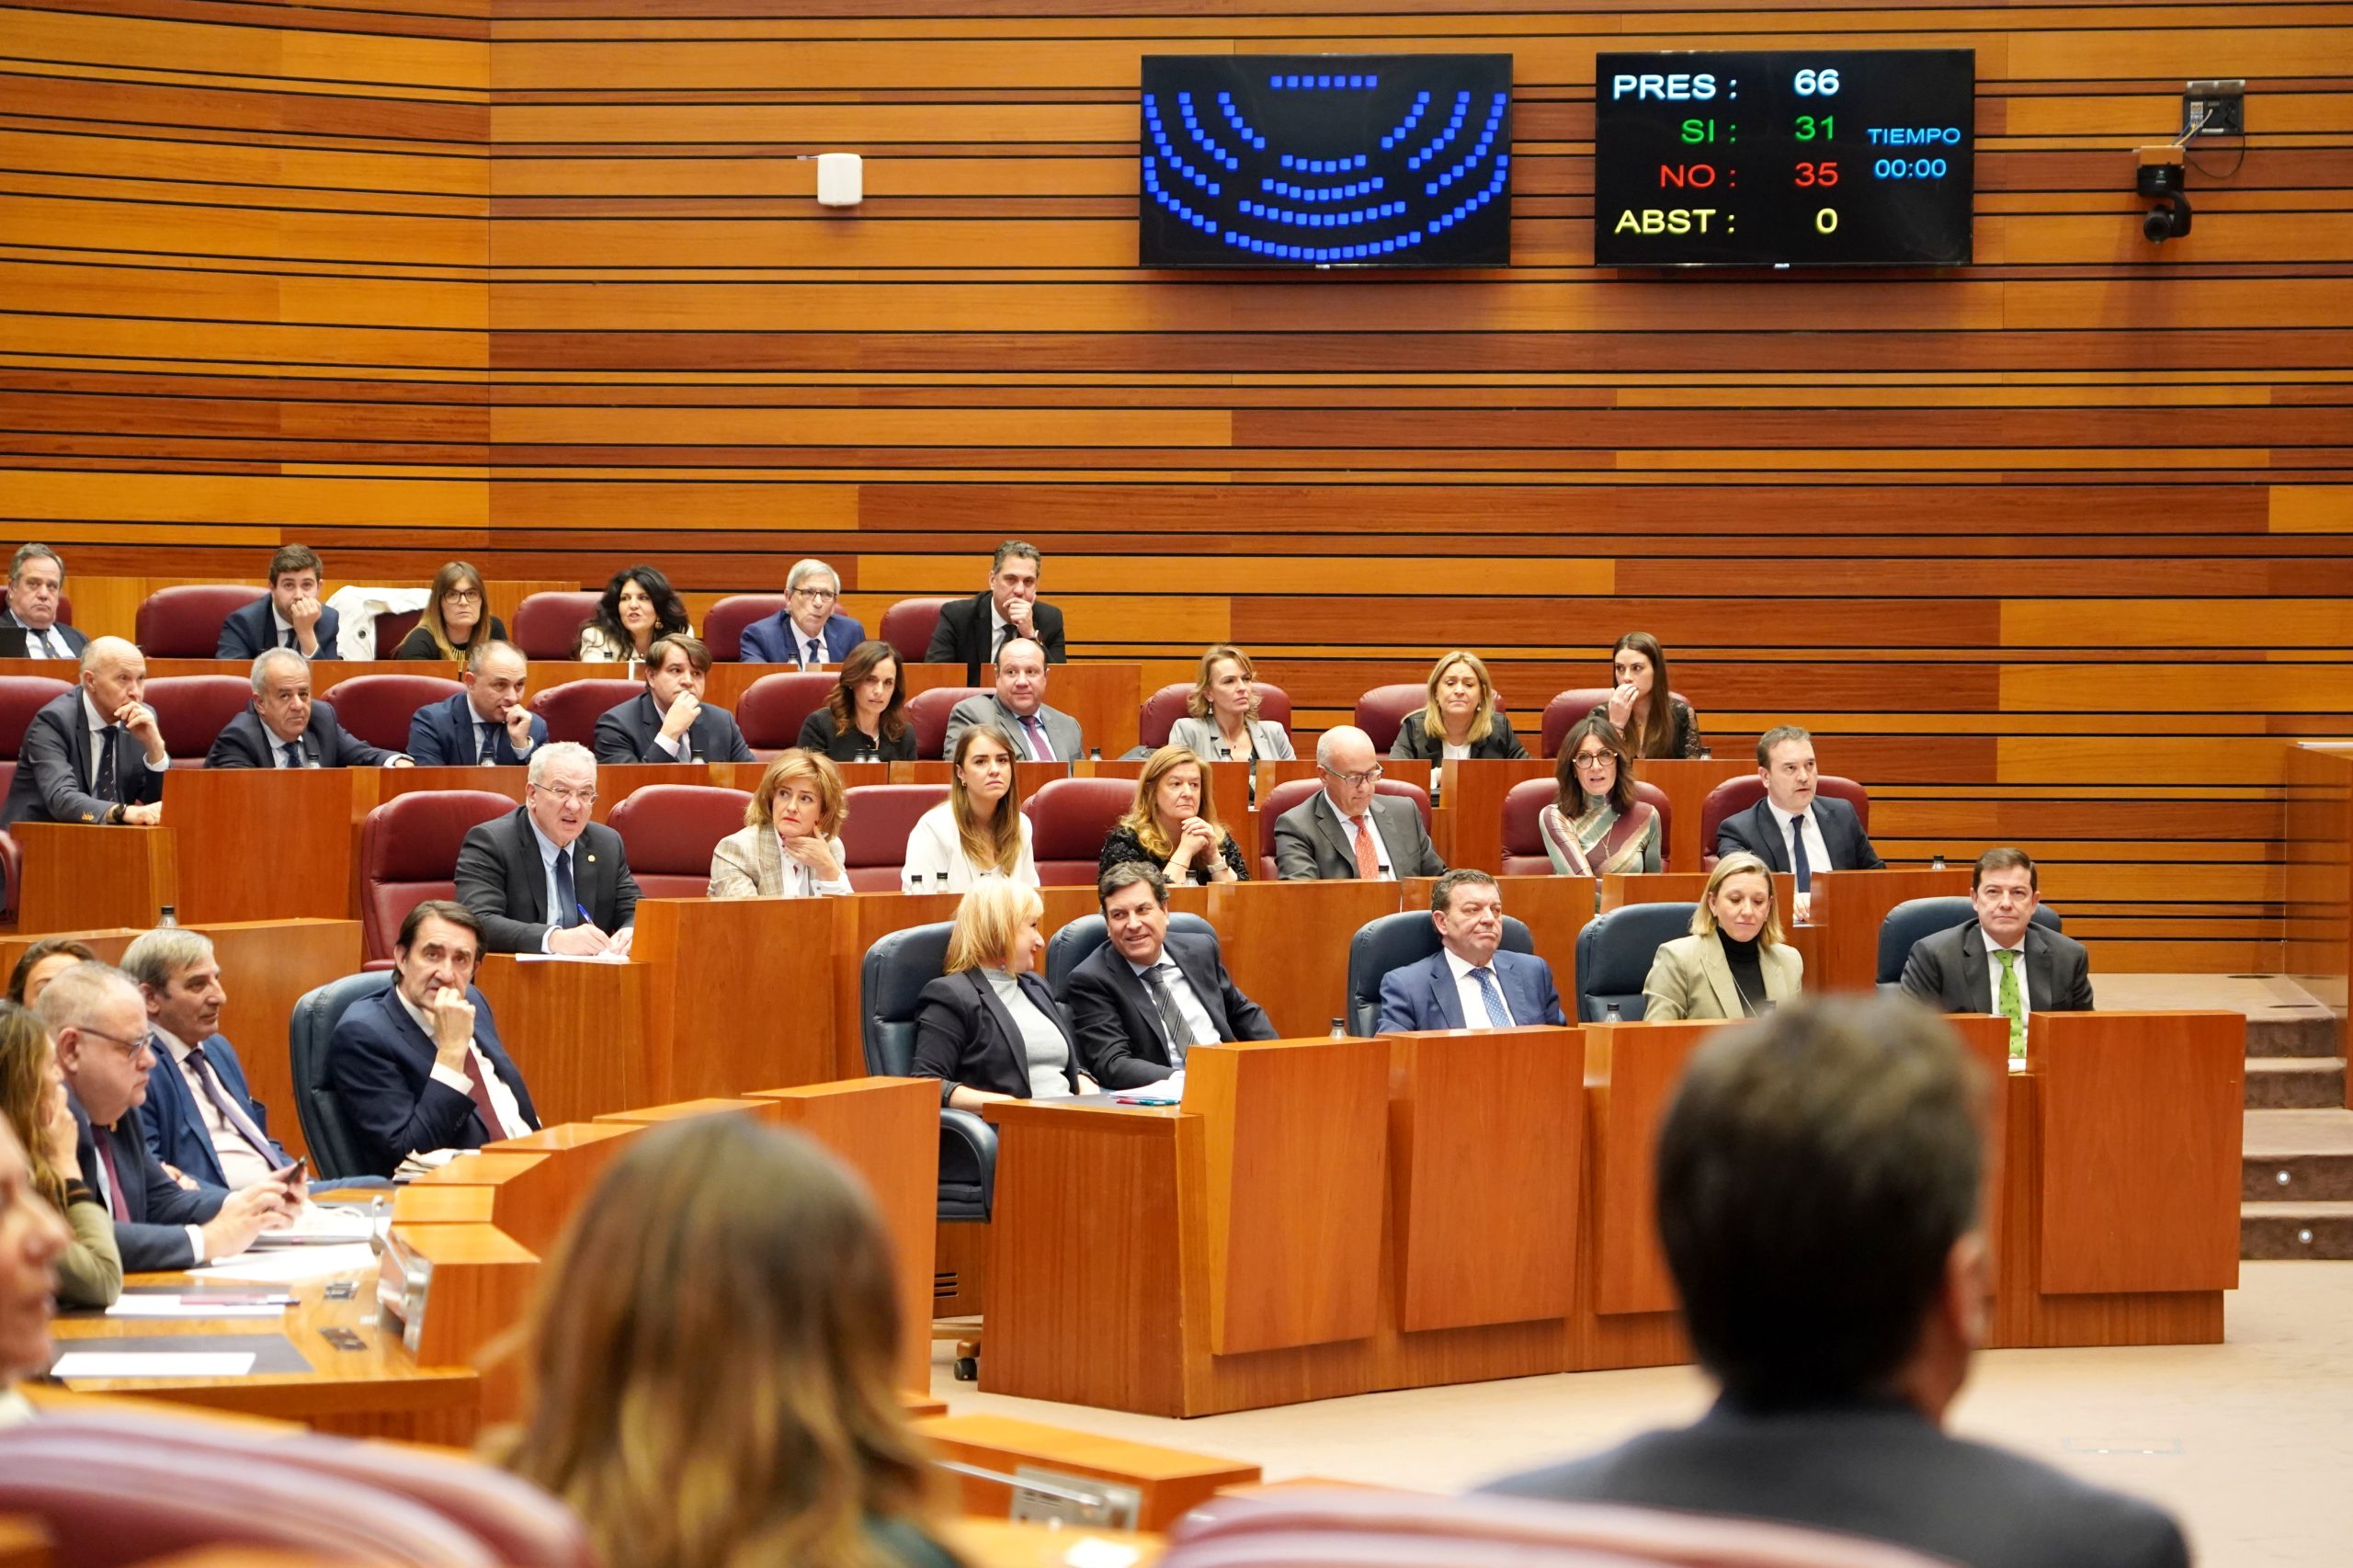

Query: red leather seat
[373,607,424,655]
[145,674,254,766]
[54,593,72,626]
[1352,683,1427,753]
[1501,778,1673,876]
[608,784,753,898]
[133,585,267,659]
[325,673,462,754]
[358,789,516,961]
[702,594,791,661]
[903,685,988,760]
[738,671,838,757]
[1138,681,1294,751]
[1257,776,1431,881]
[511,590,601,659]
[880,597,955,665]
[1542,687,1696,757]
[1699,774,1870,869]
[839,782,948,891]
[1023,776,1135,886]
[529,677,642,745]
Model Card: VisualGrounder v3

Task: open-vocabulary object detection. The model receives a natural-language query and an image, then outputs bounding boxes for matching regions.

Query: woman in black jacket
[796,641,916,762]
[1391,649,1529,762]
[910,881,1095,1108]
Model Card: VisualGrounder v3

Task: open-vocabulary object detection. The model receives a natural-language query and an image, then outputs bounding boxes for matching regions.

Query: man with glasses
[38,960,290,1269]
[1901,847,2093,1055]
[1273,725,1446,881]
[455,742,641,955]
[740,558,866,666]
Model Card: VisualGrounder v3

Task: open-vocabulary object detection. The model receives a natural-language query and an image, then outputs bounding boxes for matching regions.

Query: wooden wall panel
[9,1,2351,971]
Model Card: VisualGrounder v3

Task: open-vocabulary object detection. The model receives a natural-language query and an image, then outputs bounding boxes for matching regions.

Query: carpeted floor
[937,1260,2353,1565]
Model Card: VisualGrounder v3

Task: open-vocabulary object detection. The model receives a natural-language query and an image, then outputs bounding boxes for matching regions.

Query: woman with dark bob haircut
[575,564,694,666]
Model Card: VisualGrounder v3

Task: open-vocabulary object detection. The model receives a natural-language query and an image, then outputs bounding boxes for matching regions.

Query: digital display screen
[1592,50,1974,267]
[1140,54,1513,268]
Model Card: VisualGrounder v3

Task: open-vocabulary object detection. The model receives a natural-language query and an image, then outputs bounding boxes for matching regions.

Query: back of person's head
[497,1115,938,1568]
[1656,995,1985,1410]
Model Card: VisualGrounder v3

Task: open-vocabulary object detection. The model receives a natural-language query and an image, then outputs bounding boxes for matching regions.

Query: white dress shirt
[17,620,69,659]
[83,690,167,787]
[775,831,853,897]
[1129,949,1218,1057]
[529,813,583,952]
[153,1025,278,1190]
[1773,801,1836,881]
[792,620,829,669]
[1445,947,1516,1028]
[1981,926,2032,1023]
[902,803,1039,891]
[1320,790,1393,879]
[400,990,533,1144]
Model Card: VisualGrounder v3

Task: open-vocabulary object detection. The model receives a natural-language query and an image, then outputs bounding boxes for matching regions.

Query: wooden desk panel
[469,1123,643,1256]
[14,823,174,934]
[472,955,650,1125]
[2286,743,2353,1028]
[1437,758,1552,873]
[632,895,835,1098]
[1401,874,1592,1003]
[1203,879,1404,1039]
[916,1412,1258,1531]
[1583,1020,1716,1317]
[164,768,355,925]
[1806,868,1973,992]
[1635,758,1750,875]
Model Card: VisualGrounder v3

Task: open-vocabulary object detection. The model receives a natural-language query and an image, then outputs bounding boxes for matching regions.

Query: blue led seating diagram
[1142,69,1511,263]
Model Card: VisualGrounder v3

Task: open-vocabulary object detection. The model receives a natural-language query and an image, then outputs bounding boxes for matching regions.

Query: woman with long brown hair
[392,561,508,663]
[901,724,1036,891]
[1098,744,1246,884]
[798,641,915,763]
[0,1001,120,1308]
[494,1115,957,1568]
[1588,631,1705,760]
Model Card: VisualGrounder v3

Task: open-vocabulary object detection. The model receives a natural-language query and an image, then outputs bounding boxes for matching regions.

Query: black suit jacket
[796,705,917,763]
[216,597,342,661]
[407,691,547,767]
[327,984,538,1178]
[1714,795,1885,873]
[455,807,641,953]
[1482,1396,2187,1568]
[1059,931,1276,1088]
[0,611,88,659]
[1390,710,1529,762]
[911,969,1081,1102]
[591,689,754,765]
[925,591,1069,684]
[204,701,398,768]
[72,1097,225,1272]
[1901,918,2094,1015]
[0,689,165,829]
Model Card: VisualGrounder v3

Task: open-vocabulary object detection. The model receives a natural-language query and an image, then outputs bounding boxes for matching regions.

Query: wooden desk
[632,895,835,1098]
[1203,879,1404,1039]
[918,1413,1257,1530]
[2286,742,2353,1030]
[163,767,357,925]
[472,954,650,1125]
[1807,867,1972,992]
[1436,758,1552,872]
[1631,757,1750,875]
[13,823,174,934]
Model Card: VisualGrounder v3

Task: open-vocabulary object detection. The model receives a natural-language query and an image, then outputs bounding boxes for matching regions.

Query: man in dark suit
[206,648,413,769]
[739,557,867,665]
[925,540,1069,684]
[0,542,88,661]
[1375,869,1567,1032]
[215,543,341,661]
[1480,995,2188,1568]
[1902,847,2094,1054]
[1273,726,1445,881]
[40,958,290,1269]
[592,633,754,764]
[1061,864,1276,1088]
[1714,724,1883,918]
[329,901,540,1179]
[0,636,168,830]
[407,641,545,766]
[456,741,640,955]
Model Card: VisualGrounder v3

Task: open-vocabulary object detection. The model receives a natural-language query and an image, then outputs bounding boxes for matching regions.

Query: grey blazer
[1166,714,1294,762]
[1272,791,1445,881]
[943,696,1083,763]
[1641,932,1803,1022]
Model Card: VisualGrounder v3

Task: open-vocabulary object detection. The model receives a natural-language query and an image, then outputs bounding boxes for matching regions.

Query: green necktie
[1994,949,2025,1058]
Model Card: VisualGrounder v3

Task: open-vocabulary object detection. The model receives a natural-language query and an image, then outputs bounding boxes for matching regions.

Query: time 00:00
[1873,157,1950,179]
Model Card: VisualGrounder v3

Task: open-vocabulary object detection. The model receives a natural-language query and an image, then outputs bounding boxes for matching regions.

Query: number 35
[1794,161,1839,187]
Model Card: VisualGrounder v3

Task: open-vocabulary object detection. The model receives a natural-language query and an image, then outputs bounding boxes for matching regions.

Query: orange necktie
[1353,815,1379,880]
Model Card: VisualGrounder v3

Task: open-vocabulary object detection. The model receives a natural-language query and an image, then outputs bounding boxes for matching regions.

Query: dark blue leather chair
[859,922,997,1221]
[1877,896,2063,989]
[1043,912,1218,998]
[1572,903,1697,1023]
[1346,910,1536,1038]
[289,971,394,1180]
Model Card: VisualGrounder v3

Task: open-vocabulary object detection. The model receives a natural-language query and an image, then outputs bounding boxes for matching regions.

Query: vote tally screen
[1591,50,1975,267]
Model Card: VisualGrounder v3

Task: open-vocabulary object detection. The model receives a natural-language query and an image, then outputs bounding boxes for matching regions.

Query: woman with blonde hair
[1098,744,1246,885]
[0,1001,120,1307]
[1641,852,1803,1022]
[902,725,1036,891]
[1390,650,1529,762]
[1167,644,1293,763]
[710,750,852,899]
[495,1115,958,1568]
[1540,716,1661,876]
[392,561,508,663]
[910,881,1090,1109]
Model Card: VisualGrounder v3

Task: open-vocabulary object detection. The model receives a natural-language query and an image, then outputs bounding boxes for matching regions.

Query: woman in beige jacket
[1642,851,1803,1022]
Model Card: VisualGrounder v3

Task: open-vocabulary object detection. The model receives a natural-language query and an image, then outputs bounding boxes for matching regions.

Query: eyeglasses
[76,1025,153,1063]
[444,588,482,603]
[1321,765,1383,789]
[1572,751,1616,768]
[532,785,597,807]
[790,587,838,602]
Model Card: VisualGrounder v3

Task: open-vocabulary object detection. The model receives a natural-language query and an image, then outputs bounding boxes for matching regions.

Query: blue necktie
[1472,966,1513,1028]
[280,740,305,769]
[1790,813,1813,892]
[95,725,120,802]
[553,846,579,927]
[476,721,497,765]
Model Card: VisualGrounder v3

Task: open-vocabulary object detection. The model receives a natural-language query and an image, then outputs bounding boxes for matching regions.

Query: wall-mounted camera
[2137,146,2192,243]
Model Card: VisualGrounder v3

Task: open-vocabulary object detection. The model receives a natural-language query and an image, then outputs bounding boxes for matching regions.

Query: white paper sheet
[51,1351,258,1379]
[105,1297,290,1319]
[193,1243,377,1284]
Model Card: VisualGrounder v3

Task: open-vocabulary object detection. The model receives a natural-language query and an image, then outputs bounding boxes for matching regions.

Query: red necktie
[1353,815,1379,880]
[458,1048,505,1139]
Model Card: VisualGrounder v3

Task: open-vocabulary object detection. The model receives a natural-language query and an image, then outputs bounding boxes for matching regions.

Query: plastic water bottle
[155,904,178,928]
[1329,1017,1347,1040]
[1604,1003,1622,1025]
[933,871,949,892]
[1931,853,1947,870]
[1088,747,1102,763]
[1698,746,1712,761]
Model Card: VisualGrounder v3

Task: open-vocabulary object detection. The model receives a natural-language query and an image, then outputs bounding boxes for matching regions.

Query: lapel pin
[586,853,597,863]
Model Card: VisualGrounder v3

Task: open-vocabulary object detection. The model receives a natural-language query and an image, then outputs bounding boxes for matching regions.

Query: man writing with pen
[454,742,642,956]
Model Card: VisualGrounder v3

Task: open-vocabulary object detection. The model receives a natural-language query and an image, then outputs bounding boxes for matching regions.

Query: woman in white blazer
[902,723,1038,892]
[1643,851,1803,1021]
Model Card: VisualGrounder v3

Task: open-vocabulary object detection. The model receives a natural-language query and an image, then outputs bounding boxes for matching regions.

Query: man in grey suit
[1273,726,1445,881]
[1481,994,2188,1568]
[1901,847,2093,1055]
[941,637,1082,762]
[1714,724,1883,919]
[454,742,640,956]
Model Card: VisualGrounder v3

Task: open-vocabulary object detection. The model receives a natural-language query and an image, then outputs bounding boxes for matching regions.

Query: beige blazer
[707,824,850,899]
[1642,933,1803,1022]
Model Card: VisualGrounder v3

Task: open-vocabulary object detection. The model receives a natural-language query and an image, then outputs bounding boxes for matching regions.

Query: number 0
[1815,207,1839,233]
